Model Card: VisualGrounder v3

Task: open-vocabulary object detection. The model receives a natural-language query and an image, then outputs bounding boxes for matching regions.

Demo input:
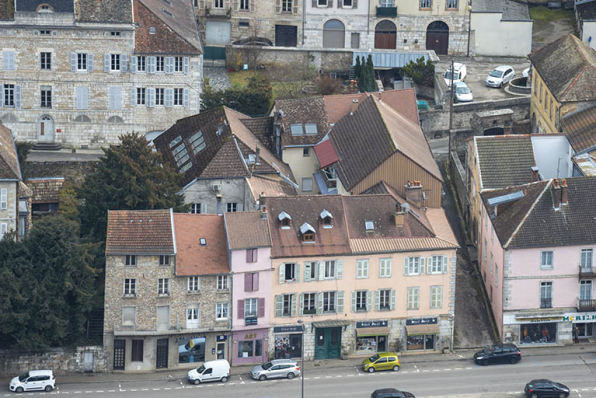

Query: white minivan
[187,360,230,385]
[444,62,467,86]
[9,370,55,393]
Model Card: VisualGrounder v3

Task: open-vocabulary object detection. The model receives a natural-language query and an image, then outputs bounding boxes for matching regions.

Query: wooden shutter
[327,0,332,7]
[71,53,77,72]
[366,291,372,311]
[279,264,285,284]
[294,263,300,282]
[420,257,425,274]
[0,85,3,107]
[183,57,189,74]
[443,255,449,273]
[336,291,344,313]
[121,55,128,72]
[244,272,252,292]
[318,261,325,280]
[258,298,265,317]
[88,54,94,72]
[148,56,156,73]
[237,299,245,319]
[253,272,259,291]
[312,0,316,6]
[336,259,343,279]
[131,56,138,73]
[147,87,155,108]
[253,248,258,262]
[316,293,323,315]
[130,87,136,106]
[337,0,342,8]
[104,54,110,72]
[351,291,356,312]
[14,85,21,108]
[403,257,409,275]
[275,0,281,13]
[275,295,283,317]
[291,294,298,317]
[299,293,304,316]
[246,249,252,262]
[183,88,189,108]
[353,0,357,7]
[165,88,174,107]
[390,289,396,310]
[304,262,311,282]
[374,290,380,311]
[293,0,298,13]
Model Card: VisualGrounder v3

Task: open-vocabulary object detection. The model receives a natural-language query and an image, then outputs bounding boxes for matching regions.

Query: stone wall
[181,177,253,214]
[449,150,466,211]
[0,346,107,376]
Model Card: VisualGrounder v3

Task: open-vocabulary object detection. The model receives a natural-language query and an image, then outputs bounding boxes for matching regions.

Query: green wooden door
[314,328,342,359]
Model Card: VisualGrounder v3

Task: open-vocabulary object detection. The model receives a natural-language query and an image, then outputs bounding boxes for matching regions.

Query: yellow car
[361,352,401,373]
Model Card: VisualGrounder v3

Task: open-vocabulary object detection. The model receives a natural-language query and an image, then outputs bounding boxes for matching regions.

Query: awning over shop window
[312,320,350,328]
[406,324,440,336]
[356,327,390,337]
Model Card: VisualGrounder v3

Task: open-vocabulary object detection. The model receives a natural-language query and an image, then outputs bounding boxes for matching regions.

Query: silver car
[251,359,301,381]
[486,65,515,88]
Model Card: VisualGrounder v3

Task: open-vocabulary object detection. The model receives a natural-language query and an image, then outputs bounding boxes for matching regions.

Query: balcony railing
[577,298,596,312]
[376,6,397,17]
[540,298,552,308]
[579,265,596,278]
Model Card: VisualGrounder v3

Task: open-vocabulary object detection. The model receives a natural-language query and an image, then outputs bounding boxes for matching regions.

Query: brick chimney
[405,181,423,207]
[553,179,561,209]
[530,166,539,182]
[561,178,568,205]
[351,99,359,115]
[394,203,405,227]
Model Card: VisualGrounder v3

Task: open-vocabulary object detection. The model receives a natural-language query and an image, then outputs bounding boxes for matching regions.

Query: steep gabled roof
[106,209,175,255]
[0,124,21,181]
[26,177,64,203]
[561,104,596,153]
[275,96,329,147]
[529,34,596,102]
[75,0,133,23]
[225,211,272,250]
[245,175,298,200]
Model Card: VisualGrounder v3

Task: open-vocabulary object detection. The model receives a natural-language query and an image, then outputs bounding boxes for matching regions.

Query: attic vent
[365,221,374,231]
[200,238,206,246]
[162,8,173,16]
[149,27,156,34]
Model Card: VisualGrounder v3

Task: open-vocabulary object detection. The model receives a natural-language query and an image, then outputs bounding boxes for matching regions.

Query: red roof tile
[106,209,175,255]
[314,139,339,168]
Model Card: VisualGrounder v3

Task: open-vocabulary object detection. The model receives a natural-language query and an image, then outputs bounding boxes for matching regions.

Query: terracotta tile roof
[0,124,20,180]
[313,139,338,168]
[246,175,298,200]
[225,211,271,250]
[474,135,536,190]
[529,34,596,103]
[134,0,201,55]
[106,209,175,255]
[174,213,229,276]
[275,97,329,147]
[350,237,458,253]
[18,181,32,198]
[75,0,133,23]
[198,139,249,178]
[26,177,64,204]
[561,105,596,153]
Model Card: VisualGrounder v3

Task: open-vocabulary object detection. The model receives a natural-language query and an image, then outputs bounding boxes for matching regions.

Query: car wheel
[221,377,228,383]
[499,82,503,88]
[259,375,267,381]
[510,357,517,364]
[482,359,489,366]
[16,387,24,394]
[368,367,375,373]
[531,394,538,398]
[393,365,400,372]
[45,386,53,392]
[193,379,200,385]
[558,394,566,398]
[287,372,295,379]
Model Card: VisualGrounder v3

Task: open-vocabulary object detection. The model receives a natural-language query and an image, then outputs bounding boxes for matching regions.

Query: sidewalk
[2,344,593,386]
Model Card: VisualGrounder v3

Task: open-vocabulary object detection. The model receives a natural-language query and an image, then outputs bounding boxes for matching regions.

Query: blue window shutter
[183,88,189,108]
[147,87,155,107]
[76,87,89,110]
[88,54,94,72]
[148,56,156,73]
[165,88,174,107]
[130,87,136,106]
[183,57,189,74]
[121,55,128,72]
[131,56,137,73]
[14,85,21,108]
[166,57,173,74]
[0,85,3,108]
[71,53,77,72]
[104,54,110,72]
[3,51,15,71]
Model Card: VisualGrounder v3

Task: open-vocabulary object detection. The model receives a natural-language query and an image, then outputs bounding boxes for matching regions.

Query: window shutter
[232,0,238,11]
[71,53,77,72]
[374,290,380,311]
[14,85,21,108]
[0,85,4,107]
[318,261,325,280]
[336,291,344,313]
[104,54,110,72]
[246,249,252,263]
[299,293,304,316]
[147,87,155,107]
[304,262,311,282]
[327,0,332,7]
[390,289,396,310]
[279,264,285,284]
[336,259,343,279]
[294,263,300,282]
[237,299,244,319]
[275,0,281,13]
[293,0,298,13]
[253,272,259,291]
[443,255,449,273]
[337,0,342,8]
[387,259,392,277]
[275,295,283,317]
[312,0,316,6]
[130,87,136,106]
[148,56,156,73]
[183,88,189,108]
[183,57,189,74]
[351,291,356,312]
[244,272,252,292]
[76,87,88,110]
[131,56,138,73]
[88,54,94,72]
[427,257,433,273]
[291,294,298,317]
[3,51,15,70]
[109,87,122,110]
[403,258,409,276]
[165,88,174,107]
[121,55,128,72]
[166,57,173,74]
[353,0,357,7]
[420,257,425,275]
[317,292,323,315]
[366,291,372,311]
[258,298,265,317]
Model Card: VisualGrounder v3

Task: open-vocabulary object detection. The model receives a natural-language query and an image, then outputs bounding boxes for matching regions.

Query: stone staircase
[32,142,62,150]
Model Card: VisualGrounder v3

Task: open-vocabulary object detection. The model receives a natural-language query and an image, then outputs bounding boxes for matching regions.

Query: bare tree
[238,19,268,74]
[267,61,317,99]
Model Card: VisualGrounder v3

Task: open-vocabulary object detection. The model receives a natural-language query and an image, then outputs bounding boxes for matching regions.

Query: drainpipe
[302,0,306,46]
[466,0,472,57]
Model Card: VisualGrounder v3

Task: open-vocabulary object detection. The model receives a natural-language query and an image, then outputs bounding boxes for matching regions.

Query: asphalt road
[7,352,596,398]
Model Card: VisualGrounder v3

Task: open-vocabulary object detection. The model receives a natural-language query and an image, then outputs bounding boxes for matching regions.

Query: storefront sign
[244,333,257,340]
[515,316,563,323]
[406,317,437,326]
[245,317,258,326]
[216,335,227,342]
[356,320,388,328]
[562,313,596,323]
[273,325,304,333]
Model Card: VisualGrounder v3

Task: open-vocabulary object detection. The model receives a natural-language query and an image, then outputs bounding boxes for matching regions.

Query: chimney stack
[561,178,568,205]
[255,146,261,165]
[553,179,561,209]
[531,166,539,183]
[394,203,405,227]
[405,181,423,207]
[261,205,268,219]
[351,99,359,115]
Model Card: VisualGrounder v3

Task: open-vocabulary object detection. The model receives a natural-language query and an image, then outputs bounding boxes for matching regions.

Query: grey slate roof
[16,0,74,12]
[75,0,133,23]
[481,177,596,249]
[474,135,536,190]
[472,0,531,21]
[577,1,596,21]
[561,104,596,153]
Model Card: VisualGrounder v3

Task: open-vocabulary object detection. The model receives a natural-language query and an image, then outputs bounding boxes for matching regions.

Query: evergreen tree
[365,54,376,92]
[354,56,361,83]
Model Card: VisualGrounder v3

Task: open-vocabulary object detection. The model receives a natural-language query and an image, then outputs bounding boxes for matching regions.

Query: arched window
[323,19,345,48]
[374,20,397,49]
[37,4,54,12]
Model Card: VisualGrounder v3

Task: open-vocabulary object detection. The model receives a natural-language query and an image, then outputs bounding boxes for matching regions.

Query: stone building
[104,209,232,372]
[0,0,203,149]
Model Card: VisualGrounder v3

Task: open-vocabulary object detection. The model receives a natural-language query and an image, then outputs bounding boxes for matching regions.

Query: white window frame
[137,55,146,72]
[123,278,136,296]
[239,0,249,9]
[355,291,367,311]
[323,291,336,313]
[188,276,200,292]
[379,289,391,310]
[407,287,420,310]
[430,286,442,309]
[155,88,165,106]
[125,255,136,266]
[156,56,165,72]
[226,203,238,213]
[158,278,170,295]
[190,203,202,214]
[356,259,369,279]
[407,257,420,275]
[136,87,146,105]
[245,297,258,318]
[379,258,392,278]
[581,249,593,269]
[186,305,200,328]
[217,275,229,290]
[324,260,336,279]
[0,188,7,209]
[317,0,327,6]
[428,256,443,274]
[343,0,352,7]
[77,53,88,71]
[303,292,316,314]
[110,54,121,71]
[541,251,554,270]
[40,51,51,70]
[216,303,229,320]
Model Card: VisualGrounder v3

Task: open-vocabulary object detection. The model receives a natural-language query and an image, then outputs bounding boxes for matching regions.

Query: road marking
[141,389,148,391]
[95,391,104,393]
[131,389,137,392]
[444,369,451,371]
[466,367,472,370]
[337,375,342,378]
[164,388,171,390]
[402,371,408,374]
[433,369,440,372]
[228,383,235,386]
[175,387,182,390]
[85,391,93,394]
[315,377,321,379]
[582,389,589,391]
[423,370,430,372]
[325,376,332,378]
[152,389,160,391]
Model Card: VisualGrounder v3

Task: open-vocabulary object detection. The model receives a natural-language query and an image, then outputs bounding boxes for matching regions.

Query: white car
[454,82,473,102]
[444,62,467,86]
[9,370,55,393]
[486,65,515,88]
[187,359,230,385]
[251,359,301,381]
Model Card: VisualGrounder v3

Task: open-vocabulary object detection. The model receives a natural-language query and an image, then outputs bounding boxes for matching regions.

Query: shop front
[273,325,304,360]
[354,320,389,355]
[405,318,439,351]
[312,321,349,360]
[563,312,596,342]
[519,322,557,345]
[232,328,269,365]
[177,333,229,367]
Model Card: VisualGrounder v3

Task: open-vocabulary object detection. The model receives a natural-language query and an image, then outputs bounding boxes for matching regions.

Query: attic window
[169,136,182,148]
[110,31,121,36]
[300,223,316,243]
[37,4,54,12]
[290,124,303,136]
[320,209,333,228]
[179,162,192,173]
[149,27,156,34]
[162,8,174,16]
[365,221,374,231]
[305,123,318,135]
[278,211,292,229]
[200,238,206,246]
[189,131,206,154]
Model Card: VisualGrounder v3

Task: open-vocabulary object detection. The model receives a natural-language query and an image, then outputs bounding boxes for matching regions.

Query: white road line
[85,391,93,394]
[444,369,451,371]
[346,375,354,377]
[466,367,472,370]
[141,389,148,391]
[95,391,104,393]
[337,375,343,378]
[315,377,321,379]
[131,389,138,392]
[164,388,171,390]
[175,387,182,390]
[228,383,236,386]
[402,371,409,374]
[119,390,126,393]
[582,389,589,391]
[423,370,430,372]
[108,390,116,393]
[152,389,160,391]
[433,369,440,372]
[325,376,332,378]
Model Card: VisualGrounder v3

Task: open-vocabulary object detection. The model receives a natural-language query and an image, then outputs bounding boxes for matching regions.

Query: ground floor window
[238,339,262,358]
[520,323,557,344]
[407,334,435,350]
[275,334,302,359]
[178,337,205,363]
[355,336,387,353]
[577,322,594,339]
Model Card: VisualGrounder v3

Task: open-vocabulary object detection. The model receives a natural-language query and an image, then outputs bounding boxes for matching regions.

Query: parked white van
[444,63,467,86]
[187,360,230,385]
[9,370,55,393]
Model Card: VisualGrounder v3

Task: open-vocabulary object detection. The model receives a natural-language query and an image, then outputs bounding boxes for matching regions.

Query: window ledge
[187,291,201,294]
[123,294,137,299]
[216,290,230,293]
[158,293,170,297]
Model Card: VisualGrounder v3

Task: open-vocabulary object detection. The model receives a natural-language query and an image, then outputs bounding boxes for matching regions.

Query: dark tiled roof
[561,105,596,153]
[275,97,329,147]
[0,0,14,20]
[474,135,536,189]
[26,177,64,204]
[482,177,596,249]
[174,214,229,276]
[529,34,596,102]
[106,209,175,255]
[225,211,271,250]
[16,0,73,12]
[199,139,249,178]
[577,1,596,21]
[0,124,20,180]
[75,0,132,23]
[134,0,201,55]
[472,0,531,21]
[240,117,276,154]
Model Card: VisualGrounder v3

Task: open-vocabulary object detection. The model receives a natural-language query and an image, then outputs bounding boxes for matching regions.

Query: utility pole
[448,59,455,163]
[467,0,473,57]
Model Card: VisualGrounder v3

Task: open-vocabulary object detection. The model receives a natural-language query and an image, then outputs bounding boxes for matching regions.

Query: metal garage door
[206,21,232,45]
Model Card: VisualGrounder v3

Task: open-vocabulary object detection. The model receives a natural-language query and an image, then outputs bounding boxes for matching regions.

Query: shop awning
[356,327,390,337]
[312,320,350,328]
[406,324,440,336]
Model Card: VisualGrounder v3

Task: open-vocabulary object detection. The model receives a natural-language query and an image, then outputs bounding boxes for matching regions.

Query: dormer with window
[37,4,54,12]
[300,223,316,243]
[320,209,333,229]
[278,211,292,229]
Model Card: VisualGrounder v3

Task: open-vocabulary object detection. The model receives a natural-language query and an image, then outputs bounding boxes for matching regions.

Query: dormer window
[278,211,292,229]
[37,4,54,12]
[300,223,316,243]
[320,209,333,229]
[200,238,206,246]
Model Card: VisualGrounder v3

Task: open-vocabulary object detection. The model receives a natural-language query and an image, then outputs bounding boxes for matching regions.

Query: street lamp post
[297,320,304,398]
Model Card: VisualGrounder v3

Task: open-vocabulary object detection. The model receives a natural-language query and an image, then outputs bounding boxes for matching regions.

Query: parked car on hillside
[486,65,516,88]
[251,359,301,381]
[525,379,570,398]
[9,370,55,393]
[474,343,521,365]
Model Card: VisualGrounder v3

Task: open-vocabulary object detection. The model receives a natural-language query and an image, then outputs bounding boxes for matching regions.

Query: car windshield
[262,362,273,370]
[456,86,470,94]
[369,354,380,362]
[490,70,504,78]
[555,383,566,389]
[18,373,29,382]
[197,365,205,373]
[483,346,494,354]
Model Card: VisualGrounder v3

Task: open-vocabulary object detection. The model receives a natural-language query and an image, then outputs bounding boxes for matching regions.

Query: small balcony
[376,6,397,17]
[205,7,232,18]
[579,265,596,278]
[577,298,596,312]
[540,298,552,309]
